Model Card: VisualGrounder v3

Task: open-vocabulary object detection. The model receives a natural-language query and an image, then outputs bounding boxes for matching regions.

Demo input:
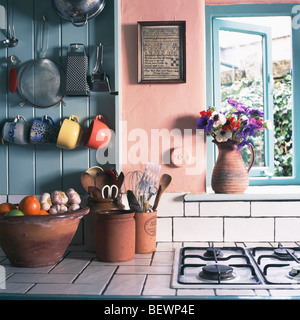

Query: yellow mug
[56,115,83,150]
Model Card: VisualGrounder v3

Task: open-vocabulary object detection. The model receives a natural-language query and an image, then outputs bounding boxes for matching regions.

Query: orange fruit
[38,210,49,215]
[19,195,41,216]
[0,203,17,215]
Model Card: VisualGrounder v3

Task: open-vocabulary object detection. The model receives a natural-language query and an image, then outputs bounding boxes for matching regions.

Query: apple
[5,209,25,216]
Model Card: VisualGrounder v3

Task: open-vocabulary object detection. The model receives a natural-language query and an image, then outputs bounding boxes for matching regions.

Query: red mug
[84,115,111,149]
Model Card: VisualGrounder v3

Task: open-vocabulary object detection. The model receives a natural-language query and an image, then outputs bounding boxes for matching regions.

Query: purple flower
[237,139,251,150]
[249,109,264,117]
[236,123,257,139]
[249,117,263,130]
[197,116,214,133]
[228,99,249,115]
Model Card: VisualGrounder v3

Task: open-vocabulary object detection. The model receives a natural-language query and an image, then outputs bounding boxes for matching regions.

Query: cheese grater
[65,43,90,96]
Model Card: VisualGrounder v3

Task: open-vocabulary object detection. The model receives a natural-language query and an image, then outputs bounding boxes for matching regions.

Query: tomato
[38,210,49,215]
[19,195,41,216]
[0,203,17,215]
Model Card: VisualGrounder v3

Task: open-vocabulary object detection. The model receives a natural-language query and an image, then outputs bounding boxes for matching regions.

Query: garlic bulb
[68,203,80,212]
[49,204,68,215]
[51,191,68,205]
[66,188,81,205]
[40,193,52,211]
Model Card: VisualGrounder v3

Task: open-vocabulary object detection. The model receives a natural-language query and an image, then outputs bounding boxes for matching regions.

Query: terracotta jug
[211,140,255,194]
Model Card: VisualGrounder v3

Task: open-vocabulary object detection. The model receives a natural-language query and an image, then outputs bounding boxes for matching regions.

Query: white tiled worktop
[1,242,300,299]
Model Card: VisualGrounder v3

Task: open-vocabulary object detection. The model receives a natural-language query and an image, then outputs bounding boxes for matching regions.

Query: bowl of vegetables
[0,189,89,268]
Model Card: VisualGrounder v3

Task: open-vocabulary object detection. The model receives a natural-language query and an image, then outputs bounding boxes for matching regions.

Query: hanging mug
[30,116,59,144]
[2,115,30,145]
[84,115,111,149]
[56,115,83,150]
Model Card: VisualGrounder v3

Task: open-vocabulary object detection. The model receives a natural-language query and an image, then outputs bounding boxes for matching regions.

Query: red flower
[222,117,236,131]
[200,110,212,117]
[234,120,241,131]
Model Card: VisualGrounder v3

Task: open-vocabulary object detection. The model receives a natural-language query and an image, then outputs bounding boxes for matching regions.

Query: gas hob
[171,244,300,289]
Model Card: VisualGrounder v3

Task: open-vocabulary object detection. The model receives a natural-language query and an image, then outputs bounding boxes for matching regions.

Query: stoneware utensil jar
[84,197,124,252]
[96,210,135,262]
[135,211,157,254]
[0,207,89,267]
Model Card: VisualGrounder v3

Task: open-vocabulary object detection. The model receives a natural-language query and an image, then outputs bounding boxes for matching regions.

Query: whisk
[124,170,143,195]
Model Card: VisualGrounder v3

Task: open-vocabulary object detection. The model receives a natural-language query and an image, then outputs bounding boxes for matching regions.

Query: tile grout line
[100,266,119,295]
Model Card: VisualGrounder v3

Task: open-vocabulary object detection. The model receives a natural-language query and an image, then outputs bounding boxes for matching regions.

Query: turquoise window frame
[205,3,300,186]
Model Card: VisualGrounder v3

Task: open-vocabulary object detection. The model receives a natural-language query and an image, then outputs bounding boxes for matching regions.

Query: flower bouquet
[197,99,272,193]
[197,99,271,150]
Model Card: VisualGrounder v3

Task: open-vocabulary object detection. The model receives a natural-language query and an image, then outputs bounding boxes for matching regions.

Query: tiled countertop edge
[184,186,300,202]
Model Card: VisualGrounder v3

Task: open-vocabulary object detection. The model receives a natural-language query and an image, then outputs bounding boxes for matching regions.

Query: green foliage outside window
[220,75,292,177]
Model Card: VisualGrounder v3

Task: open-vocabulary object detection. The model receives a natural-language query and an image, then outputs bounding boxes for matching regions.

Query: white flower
[215,129,232,142]
[263,119,272,130]
[211,111,227,128]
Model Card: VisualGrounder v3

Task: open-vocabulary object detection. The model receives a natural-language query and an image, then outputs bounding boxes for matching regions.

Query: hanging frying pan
[18,16,65,108]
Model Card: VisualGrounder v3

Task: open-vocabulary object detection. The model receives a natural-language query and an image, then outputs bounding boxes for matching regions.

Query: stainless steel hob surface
[171,243,300,290]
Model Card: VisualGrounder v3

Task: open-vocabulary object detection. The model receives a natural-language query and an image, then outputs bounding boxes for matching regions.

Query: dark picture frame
[138,21,186,84]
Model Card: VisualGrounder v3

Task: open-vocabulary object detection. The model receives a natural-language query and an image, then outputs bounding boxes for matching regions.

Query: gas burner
[204,247,223,258]
[198,264,236,281]
[288,265,300,278]
[274,248,295,259]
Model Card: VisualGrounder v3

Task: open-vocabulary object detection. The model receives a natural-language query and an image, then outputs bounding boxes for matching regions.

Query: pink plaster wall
[206,0,300,5]
[120,0,206,193]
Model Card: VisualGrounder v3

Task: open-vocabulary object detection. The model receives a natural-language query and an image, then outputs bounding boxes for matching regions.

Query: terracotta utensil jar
[0,207,89,267]
[135,211,157,254]
[96,210,135,262]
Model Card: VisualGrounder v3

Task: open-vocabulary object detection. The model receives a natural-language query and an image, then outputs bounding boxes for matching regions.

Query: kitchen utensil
[90,43,111,92]
[102,185,118,199]
[86,166,103,178]
[29,115,59,144]
[65,43,90,96]
[88,186,103,201]
[18,16,65,108]
[152,174,172,211]
[8,55,20,93]
[95,172,111,191]
[2,1,18,48]
[124,170,142,194]
[127,190,143,213]
[84,115,111,149]
[2,115,30,145]
[115,172,124,192]
[52,0,106,27]
[136,163,161,204]
[56,115,83,149]
[81,172,95,193]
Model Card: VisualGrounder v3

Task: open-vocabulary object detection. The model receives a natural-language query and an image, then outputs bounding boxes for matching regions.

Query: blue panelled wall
[0,0,118,195]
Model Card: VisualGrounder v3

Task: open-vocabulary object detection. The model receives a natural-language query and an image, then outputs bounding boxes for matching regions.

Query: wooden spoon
[81,172,95,193]
[152,174,172,211]
[88,186,104,201]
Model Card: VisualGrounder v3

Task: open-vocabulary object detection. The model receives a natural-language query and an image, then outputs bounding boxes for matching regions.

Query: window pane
[217,17,293,177]
[218,30,266,168]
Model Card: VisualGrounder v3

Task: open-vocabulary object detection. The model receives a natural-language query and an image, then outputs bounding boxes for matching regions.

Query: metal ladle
[2,1,18,48]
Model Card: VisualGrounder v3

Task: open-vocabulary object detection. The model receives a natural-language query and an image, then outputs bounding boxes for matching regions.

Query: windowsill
[184,186,300,202]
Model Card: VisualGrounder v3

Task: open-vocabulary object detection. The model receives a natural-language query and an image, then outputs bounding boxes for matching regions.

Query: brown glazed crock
[0,207,89,267]
[96,210,135,262]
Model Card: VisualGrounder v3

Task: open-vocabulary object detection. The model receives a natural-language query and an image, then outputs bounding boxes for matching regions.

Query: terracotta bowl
[0,207,89,267]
